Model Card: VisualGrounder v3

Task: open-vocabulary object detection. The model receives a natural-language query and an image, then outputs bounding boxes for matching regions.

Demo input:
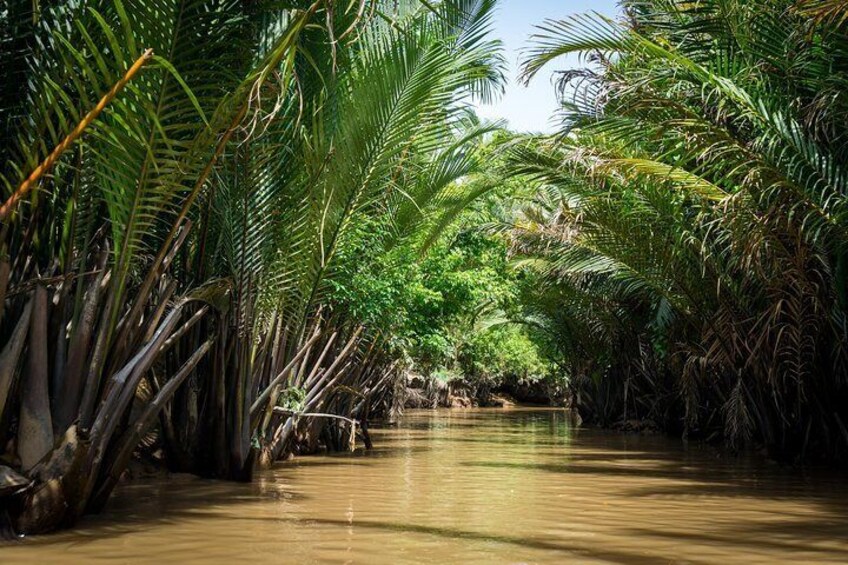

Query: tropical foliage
[5,0,848,538]
[328,153,550,403]
[0,0,505,533]
[508,0,848,462]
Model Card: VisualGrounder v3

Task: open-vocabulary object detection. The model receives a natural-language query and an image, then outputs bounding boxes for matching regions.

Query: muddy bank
[401,373,566,410]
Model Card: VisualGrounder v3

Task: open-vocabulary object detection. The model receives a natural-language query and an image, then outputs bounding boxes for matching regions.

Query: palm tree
[510,0,848,461]
[0,0,504,534]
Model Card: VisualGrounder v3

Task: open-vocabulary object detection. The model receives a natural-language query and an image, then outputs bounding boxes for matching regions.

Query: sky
[474,0,620,133]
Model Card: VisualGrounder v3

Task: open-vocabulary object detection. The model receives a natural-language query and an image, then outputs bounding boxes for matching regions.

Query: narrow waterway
[4,408,848,563]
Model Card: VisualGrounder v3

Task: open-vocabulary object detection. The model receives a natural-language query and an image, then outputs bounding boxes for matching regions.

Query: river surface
[4,408,848,564]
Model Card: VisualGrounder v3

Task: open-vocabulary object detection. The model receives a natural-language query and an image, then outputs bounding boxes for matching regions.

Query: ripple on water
[4,407,848,564]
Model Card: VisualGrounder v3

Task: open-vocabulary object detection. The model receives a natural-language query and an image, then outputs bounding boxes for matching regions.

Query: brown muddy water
[3,408,848,564]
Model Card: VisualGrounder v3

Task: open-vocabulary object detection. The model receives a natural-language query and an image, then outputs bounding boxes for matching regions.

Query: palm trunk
[0,300,33,424]
[18,284,53,471]
[88,338,214,511]
[0,259,10,326]
[55,257,107,434]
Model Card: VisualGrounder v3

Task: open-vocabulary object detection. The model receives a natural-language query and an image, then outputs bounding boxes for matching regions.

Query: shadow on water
[460,456,848,500]
[623,525,848,556]
[3,477,309,548]
[5,407,848,564]
[461,451,848,560]
[226,514,701,565]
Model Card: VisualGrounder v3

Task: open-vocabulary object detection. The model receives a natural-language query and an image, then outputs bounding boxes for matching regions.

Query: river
[4,408,848,563]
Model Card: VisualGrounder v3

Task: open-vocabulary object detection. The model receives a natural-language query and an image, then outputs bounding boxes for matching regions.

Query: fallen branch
[272,408,358,426]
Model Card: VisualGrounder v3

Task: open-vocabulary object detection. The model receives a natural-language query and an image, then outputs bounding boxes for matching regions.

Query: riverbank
[396,376,810,465]
[400,373,567,411]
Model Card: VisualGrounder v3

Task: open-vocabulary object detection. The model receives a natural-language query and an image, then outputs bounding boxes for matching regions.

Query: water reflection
[4,408,848,564]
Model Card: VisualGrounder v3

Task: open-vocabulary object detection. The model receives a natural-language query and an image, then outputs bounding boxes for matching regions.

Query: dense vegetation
[507,0,848,463]
[334,151,551,406]
[0,0,510,533]
[2,0,848,538]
